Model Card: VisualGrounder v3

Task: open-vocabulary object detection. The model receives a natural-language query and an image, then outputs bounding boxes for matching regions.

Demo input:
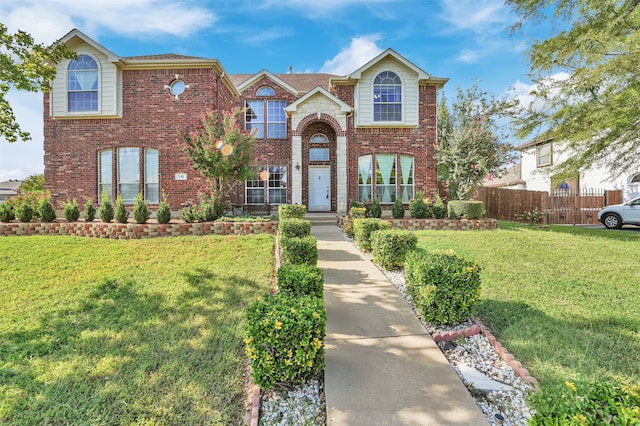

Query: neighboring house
[43,29,447,214]
[482,163,526,189]
[516,136,640,200]
[0,180,22,203]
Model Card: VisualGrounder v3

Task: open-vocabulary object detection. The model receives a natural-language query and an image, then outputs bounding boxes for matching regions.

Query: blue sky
[0,0,546,181]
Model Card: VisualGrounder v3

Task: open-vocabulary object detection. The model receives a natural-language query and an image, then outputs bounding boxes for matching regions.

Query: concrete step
[305,213,338,227]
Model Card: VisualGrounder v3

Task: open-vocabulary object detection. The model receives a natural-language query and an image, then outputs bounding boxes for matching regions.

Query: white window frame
[98,150,112,200]
[537,143,552,167]
[67,54,100,113]
[144,149,159,203]
[373,71,402,122]
[245,165,287,205]
[358,155,372,202]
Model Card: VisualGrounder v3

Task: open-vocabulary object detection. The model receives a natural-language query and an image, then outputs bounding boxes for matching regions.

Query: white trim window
[630,172,640,184]
[118,148,140,203]
[376,154,396,203]
[68,54,99,112]
[245,99,287,139]
[144,149,159,203]
[537,143,552,167]
[399,155,414,202]
[98,150,112,199]
[373,71,402,122]
[358,154,414,203]
[245,166,288,205]
[358,155,372,202]
[98,148,159,203]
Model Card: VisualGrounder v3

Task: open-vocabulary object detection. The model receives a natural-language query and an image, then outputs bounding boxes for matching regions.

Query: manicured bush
[369,198,382,218]
[349,206,366,219]
[278,204,306,220]
[352,218,391,251]
[277,264,324,299]
[529,380,640,425]
[245,293,325,390]
[6,191,47,219]
[432,195,447,219]
[392,197,405,219]
[404,249,481,325]
[133,192,151,224]
[0,203,15,222]
[180,204,200,223]
[342,216,354,238]
[280,235,318,266]
[38,198,56,222]
[63,198,80,222]
[279,218,311,238]
[156,191,172,224]
[114,195,129,224]
[84,198,96,222]
[447,200,485,219]
[371,230,417,270]
[98,192,114,223]
[409,197,433,219]
[15,203,34,222]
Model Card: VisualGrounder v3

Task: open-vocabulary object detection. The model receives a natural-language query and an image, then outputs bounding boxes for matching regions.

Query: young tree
[507,0,640,176]
[179,108,258,213]
[19,174,44,192]
[437,83,517,200]
[0,24,75,143]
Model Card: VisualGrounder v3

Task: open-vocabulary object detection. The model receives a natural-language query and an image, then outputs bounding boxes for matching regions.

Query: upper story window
[246,99,286,139]
[256,86,275,96]
[537,143,552,167]
[373,71,402,122]
[68,54,98,112]
[630,172,640,184]
[310,134,329,144]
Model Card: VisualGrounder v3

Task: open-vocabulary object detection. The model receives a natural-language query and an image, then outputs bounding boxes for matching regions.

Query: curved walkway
[310,216,488,425]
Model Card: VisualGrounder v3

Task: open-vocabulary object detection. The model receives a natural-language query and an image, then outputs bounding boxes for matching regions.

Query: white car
[598,197,640,229]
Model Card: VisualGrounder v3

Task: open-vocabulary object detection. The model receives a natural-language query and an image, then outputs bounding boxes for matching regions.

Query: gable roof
[230,72,341,95]
[284,86,352,114]
[233,70,301,96]
[58,28,119,62]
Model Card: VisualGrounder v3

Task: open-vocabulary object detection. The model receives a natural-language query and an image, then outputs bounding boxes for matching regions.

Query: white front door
[308,166,331,211]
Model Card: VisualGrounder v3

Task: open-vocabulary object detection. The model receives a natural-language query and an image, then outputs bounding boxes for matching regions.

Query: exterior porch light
[295,162,300,171]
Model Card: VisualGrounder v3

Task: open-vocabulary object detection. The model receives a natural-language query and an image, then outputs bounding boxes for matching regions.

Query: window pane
[373,71,402,122]
[68,55,98,112]
[310,134,329,144]
[98,150,112,200]
[267,100,286,139]
[145,149,159,203]
[537,144,552,167]
[246,101,264,138]
[268,166,287,205]
[376,154,396,203]
[257,87,275,96]
[118,148,140,203]
[267,123,286,139]
[309,148,329,161]
[400,155,414,203]
[246,167,266,205]
[631,173,640,184]
[358,155,372,202]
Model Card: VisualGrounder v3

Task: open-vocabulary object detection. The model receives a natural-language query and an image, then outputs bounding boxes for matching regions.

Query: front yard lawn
[415,223,640,389]
[0,234,274,425]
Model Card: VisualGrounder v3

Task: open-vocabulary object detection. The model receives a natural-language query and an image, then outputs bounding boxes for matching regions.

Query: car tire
[602,213,623,229]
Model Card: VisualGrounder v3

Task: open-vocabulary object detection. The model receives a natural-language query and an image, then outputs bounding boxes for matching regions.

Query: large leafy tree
[0,24,76,143]
[19,173,44,192]
[437,83,517,200]
[507,0,640,176]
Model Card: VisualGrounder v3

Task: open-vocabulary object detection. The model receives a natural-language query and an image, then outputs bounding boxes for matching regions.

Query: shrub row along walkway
[310,215,488,425]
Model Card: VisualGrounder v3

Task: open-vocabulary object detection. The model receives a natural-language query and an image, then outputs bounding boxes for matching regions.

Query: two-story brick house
[44,29,447,214]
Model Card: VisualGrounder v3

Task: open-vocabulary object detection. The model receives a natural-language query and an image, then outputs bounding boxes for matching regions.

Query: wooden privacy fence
[474,187,623,225]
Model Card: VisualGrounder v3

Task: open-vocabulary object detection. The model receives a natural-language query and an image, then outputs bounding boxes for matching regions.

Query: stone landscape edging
[335,215,499,231]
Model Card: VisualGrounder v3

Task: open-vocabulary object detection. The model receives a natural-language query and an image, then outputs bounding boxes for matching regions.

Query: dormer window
[373,71,402,122]
[256,86,275,96]
[67,55,98,112]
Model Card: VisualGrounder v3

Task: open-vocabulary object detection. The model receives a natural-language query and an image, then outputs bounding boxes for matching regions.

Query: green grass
[414,223,640,389]
[0,234,275,425]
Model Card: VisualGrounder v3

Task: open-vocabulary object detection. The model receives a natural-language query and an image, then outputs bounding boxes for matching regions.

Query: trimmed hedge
[279,218,311,239]
[278,204,306,220]
[353,218,391,251]
[371,230,417,270]
[280,235,318,266]
[404,249,481,325]
[447,200,485,219]
[245,293,326,390]
[277,264,324,299]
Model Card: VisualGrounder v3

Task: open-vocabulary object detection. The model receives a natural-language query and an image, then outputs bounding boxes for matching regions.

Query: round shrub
[279,218,311,239]
[63,198,80,222]
[278,204,306,219]
[405,249,481,325]
[447,200,485,219]
[245,293,326,390]
[38,198,56,222]
[15,203,34,222]
[353,218,391,251]
[409,197,433,219]
[84,198,96,222]
[280,235,318,266]
[0,203,15,222]
[349,206,366,219]
[277,264,324,299]
[371,230,417,270]
[432,196,447,219]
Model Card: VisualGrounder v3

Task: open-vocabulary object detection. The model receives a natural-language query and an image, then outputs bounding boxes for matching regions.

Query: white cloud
[259,0,393,16]
[438,0,511,34]
[456,49,480,64]
[508,72,571,111]
[320,35,383,75]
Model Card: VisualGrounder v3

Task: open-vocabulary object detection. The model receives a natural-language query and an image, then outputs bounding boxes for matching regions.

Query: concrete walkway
[310,218,488,425]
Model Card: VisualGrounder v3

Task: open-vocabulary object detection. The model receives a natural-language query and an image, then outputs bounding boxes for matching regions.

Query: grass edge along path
[0,234,275,425]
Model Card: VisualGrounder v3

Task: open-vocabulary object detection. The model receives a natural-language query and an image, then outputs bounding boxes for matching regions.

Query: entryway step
[305,213,338,227]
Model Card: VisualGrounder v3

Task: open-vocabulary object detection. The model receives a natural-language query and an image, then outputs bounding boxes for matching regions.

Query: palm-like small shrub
[405,249,481,325]
[98,191,114,223]
[353,218,391,251]
[371,230,417,270]
[245,293,325,390]
[114,195,129,224]
[0,203,15,222]
[15,203,34,222]
[63,198,80,222]
[277,264,324,299]
[392,197,405,219]
[369,198,382,218]
[133,192,151,224]
[432,195,447,219]
[279,218,311,238]
[280,235,318,266]
[84,198,96,222]
[38,198,56,222]
[156,191,171,224]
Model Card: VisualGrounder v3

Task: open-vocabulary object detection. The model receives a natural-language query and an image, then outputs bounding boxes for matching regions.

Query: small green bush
[63,198,80,222]
[447,200,485,219]
[133,192,151,224]
[84,198,96,222]
[529,380,640,425]
[156,191,171,224]
[280,235,318,266]
[409,197,433,219]
[369,198,382,218]
[0,203,15,222]
[114,195,129,224]
[15,203,34,222]
[342,216,354,238]
[432,195,447,219]
[278,204,306,220]
[245,293,325,390]
[405,250,481,325]
[6,191,47,219]
[98,191,114,223]
[180,204,200,223]
[371,230,417,270]
[277,264,324,299]
[392,197,405,219]
[38,198,56,222]
[349,206,366,219]
[279,218,311,238]
[353,218,391,251]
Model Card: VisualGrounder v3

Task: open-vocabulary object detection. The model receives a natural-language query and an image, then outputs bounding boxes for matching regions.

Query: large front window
[358,154,414,204]
[98,148,159,203]
[98,150,112,198]
[245,166,287,205]
[68,54,98,112]
[245,100,286,139]
[376,154,396,203]
[118,148,140,203]
[373,71,402,122]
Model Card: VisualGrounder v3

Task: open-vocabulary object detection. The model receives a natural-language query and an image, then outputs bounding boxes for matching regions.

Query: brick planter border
[336,215,498,231]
